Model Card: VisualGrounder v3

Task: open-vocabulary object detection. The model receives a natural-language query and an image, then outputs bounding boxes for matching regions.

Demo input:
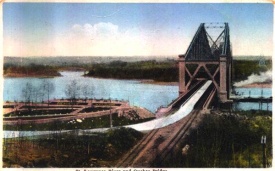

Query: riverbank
[139,79,178,86]
[4,64,61,78]
[3,73,61,78]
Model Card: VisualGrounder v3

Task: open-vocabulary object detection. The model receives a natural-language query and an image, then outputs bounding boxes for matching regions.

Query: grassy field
[3,127,143,167]
[3,110,271,168]
[158,110,272,168]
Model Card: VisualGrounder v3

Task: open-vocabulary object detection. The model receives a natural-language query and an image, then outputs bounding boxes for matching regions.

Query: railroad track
[116,127,159,167]
[155,85,216,165]
[116,82,216,167]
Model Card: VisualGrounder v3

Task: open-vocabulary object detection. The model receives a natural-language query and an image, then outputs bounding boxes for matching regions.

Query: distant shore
[3,73,61,78]
[140,80,178,86]
[142,80,272,88]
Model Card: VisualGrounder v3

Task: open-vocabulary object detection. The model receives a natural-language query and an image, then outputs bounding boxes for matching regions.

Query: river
[3,71,272,112]
[3,72,272,138]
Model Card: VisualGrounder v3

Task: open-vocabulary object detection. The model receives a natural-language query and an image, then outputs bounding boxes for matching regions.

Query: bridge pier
[179,55,186,95]
[219,55,228,102]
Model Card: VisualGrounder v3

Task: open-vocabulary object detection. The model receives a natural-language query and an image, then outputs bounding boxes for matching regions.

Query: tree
[41,80,55,107]
[21,82,34,108]
[81,83,94,101]
[81,84,89,101]
[65,80,81,106]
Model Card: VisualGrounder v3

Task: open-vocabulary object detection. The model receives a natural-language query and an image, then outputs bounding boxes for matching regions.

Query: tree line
[4,63,61,77]
[85,60,178,82]
[4,59,272,83]
[233,60,272,82]
[85,59,272,83]
[20,80,93,107]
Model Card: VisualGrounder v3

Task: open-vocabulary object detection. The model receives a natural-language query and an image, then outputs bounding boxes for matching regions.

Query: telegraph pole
[110,109,113,128]
[261,135,267,168]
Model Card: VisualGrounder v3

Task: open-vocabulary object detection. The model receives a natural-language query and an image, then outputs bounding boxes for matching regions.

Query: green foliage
[233,60,272,82]
[168,112,272,168]
[87,59,272,83]
[4,57,272,83]
[107,127,143,152]
[3,128,144,167]
[86,60,178,82]
[4,63,61,77]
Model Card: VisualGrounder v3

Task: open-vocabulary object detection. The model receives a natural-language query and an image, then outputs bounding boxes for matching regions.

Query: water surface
[4,71,272,112]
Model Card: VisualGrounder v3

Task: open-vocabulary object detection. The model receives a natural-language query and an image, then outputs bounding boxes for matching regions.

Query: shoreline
[4,73,62,78]
[139,79,178,86]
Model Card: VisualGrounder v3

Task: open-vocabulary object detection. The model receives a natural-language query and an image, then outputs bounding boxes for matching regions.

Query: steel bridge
[179,22,232,103]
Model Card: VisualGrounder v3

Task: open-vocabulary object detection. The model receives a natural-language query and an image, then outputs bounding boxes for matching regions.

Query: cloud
[62,22,151,56]
[71,22,119,39]
[4,22,187,57]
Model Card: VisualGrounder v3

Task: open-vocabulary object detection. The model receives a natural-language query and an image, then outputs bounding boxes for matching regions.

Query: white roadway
[125,80,212,132]
[3,81,212,138]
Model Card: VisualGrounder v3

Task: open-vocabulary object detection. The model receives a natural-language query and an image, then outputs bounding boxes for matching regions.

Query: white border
[0,0,274,171]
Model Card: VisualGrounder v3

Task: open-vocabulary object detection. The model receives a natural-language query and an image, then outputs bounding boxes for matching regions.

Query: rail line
[115,128,159,167]
[153,84,215,166]
[116,81,215,167]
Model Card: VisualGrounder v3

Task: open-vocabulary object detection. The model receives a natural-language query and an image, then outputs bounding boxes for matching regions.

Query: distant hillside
[4,56,271,67]
[4,56,176,67]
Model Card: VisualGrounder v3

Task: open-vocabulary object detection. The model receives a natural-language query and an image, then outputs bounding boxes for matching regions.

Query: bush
[178,113,272,167]
[107,127,143,152]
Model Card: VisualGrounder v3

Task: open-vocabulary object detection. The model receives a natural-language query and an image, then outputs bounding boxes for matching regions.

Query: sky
[3,3,274,57]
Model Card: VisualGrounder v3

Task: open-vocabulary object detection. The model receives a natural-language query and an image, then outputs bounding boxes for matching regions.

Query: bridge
[115,23,231,167]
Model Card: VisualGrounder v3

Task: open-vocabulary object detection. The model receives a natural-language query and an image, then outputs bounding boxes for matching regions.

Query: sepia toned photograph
[1,1,273,168]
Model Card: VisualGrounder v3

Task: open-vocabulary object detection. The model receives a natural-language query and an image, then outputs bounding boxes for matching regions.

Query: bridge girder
[179,23,232,103]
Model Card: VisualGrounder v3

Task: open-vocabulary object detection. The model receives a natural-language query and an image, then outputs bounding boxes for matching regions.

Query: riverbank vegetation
[4,56,271,83]
[4,64,61,77]
[85,59,272,83]
[85,60,178,82]
[160,110,272,168]
[3,127,143,167]
[233,60,272,82]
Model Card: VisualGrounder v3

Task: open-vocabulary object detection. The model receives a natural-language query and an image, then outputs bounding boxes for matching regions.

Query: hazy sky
[3,3,273,57]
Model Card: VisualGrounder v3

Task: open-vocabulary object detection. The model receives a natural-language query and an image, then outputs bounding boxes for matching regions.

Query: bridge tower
[179,23,232,103]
